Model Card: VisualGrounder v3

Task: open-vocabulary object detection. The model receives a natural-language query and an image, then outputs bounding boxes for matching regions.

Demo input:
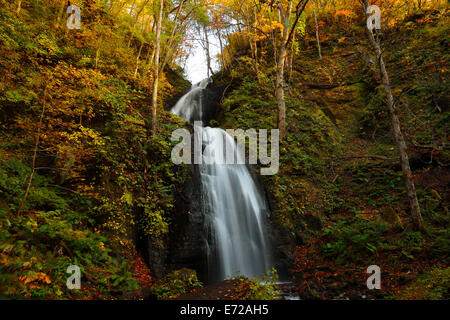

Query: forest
[0,0,448,302]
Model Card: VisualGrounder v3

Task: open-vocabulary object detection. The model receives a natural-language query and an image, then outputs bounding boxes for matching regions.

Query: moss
[397,267,450,300]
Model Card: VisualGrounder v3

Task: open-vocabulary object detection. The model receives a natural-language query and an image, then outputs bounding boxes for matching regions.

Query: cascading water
[171,78,271,281]
[170,78,212,123]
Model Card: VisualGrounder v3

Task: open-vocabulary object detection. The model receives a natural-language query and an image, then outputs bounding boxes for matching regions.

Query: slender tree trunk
[203,24,213,77]
[217,30,224,69]
[18,87,47,214]
[313,1,322,59]
[249,34,259,77]
[56,0,66,28]
[251,8,259,79]
[134,0,151,24]
[16,0,21,15]
[146,19,157,73]
[95,47,100,69]
[127,0,138,48]
[362,0,424,231]
[288,28,296,82]
[274,0,309,141]
[160,0,184,72]
[128,0,151,48]
[275,2,292,141]
[151,0,163,136]
[134,42,144,78]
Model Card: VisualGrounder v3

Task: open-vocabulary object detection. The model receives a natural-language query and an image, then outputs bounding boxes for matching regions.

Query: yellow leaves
[19,272,51,285]
[98,242,106,252]
[59,126,105,149]
[26,218,38,233]
[260,20,284,35]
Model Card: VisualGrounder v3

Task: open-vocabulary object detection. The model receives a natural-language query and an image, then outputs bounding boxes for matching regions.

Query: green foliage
[218,55,340,237]
[150,268,202,300]
[322,217,391,263]
[397,266,450,300]
[431,229,450,263]
[0,205,138,298]
[0,0,190,299]
[230,268,280,300]
[0,157,69,212]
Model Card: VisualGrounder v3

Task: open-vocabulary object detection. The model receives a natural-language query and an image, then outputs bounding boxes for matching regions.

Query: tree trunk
[17,0,21,15]
[274,0,309,141]
[18,87,47,214]
[203,24,213,77]
[151,0,163,136]
[56,0,66,28]
[313,1,322,59]
[160,0,184,73]
[95,47,100,69]
[288,28,296,82]
[217,30,224,69]
[362,0,424,231]
[251,8,260,78]
[134,42,144,78]
[275,2,292,142]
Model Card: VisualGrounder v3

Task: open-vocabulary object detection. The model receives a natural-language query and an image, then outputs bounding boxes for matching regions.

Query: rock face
[133,207,166,279]
[200,81,224,124]
[165,82,224,283]
[165,79,224,126]
[167,163,209,282]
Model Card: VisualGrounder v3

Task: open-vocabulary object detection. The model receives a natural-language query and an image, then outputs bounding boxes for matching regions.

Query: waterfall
[170,78,212,123]
[170,78,272,281]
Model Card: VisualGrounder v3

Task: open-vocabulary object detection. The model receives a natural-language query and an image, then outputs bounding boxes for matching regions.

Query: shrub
[230,268,280,300]
[150,268,202,299]
[322,217,391,263]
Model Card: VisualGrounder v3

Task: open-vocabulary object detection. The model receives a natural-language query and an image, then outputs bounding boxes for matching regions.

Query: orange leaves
[334,9,352,18]
[19,272,52,285]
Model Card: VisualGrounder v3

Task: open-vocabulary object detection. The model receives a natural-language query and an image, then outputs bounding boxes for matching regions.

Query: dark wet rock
[166,162,209,283]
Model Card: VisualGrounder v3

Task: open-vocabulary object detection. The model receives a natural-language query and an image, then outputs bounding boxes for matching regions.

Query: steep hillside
[214,8,449,299]
[0,1,190,299]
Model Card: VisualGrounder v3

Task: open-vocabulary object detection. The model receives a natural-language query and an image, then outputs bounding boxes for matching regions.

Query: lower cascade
[171,79,272,281]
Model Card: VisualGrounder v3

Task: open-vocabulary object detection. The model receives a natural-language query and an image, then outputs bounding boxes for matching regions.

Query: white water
[170,78,271,281]
[170,78,212,123]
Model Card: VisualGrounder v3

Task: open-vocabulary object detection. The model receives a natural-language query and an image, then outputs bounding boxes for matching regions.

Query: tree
[312,0,322,59]
[273,0,309,141]
[151,0,164,135]
[17,84,48,215]
[361,0,424,231]
[203,23,214,77]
